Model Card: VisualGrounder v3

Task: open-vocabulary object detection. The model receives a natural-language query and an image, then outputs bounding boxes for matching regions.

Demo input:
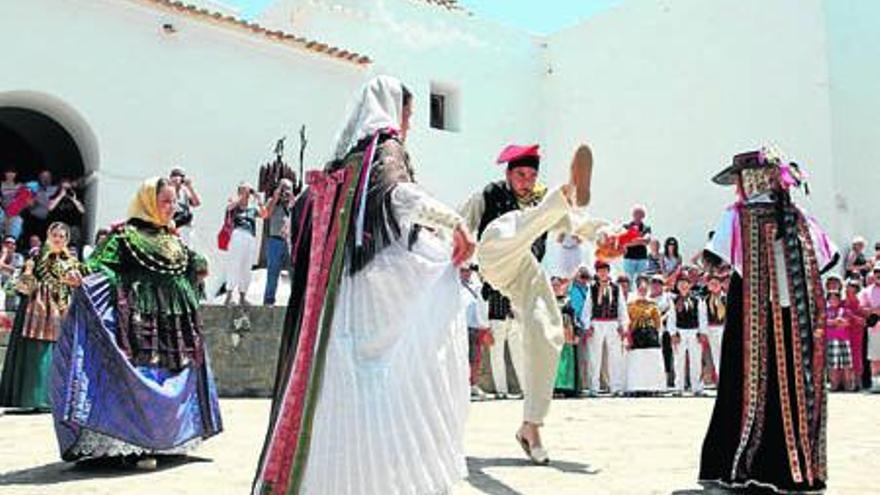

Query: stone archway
[0,92,99,252]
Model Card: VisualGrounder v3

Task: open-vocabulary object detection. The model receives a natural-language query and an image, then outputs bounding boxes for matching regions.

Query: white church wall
[542,0,836,257]
[1,0,366,279]
[260,0,547,208]
[3,0,876,287]
[824,0,880,248]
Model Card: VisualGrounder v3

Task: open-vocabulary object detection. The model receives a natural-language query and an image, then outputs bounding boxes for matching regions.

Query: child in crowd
[27,235,41,259]
[825,274,843,294]
[844,278,865,389]
[826,291,856,390]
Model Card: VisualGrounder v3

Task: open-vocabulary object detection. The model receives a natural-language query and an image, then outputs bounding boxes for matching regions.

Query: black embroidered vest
[675,294,700,330]
[590,282,620,320]
[477,180,547,320]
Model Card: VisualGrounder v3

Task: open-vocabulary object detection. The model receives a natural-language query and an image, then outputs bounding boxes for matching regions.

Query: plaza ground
[0,394,877,494]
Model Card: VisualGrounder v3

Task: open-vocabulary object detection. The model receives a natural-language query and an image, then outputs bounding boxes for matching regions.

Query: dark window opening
[430,93,446,130]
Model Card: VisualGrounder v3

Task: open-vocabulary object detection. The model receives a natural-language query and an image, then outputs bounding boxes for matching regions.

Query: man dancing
[461,145,545,399]
[465,143,607,464]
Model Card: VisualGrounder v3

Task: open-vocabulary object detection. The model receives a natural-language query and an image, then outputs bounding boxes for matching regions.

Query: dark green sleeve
[187,248,208,285]
[85,233,125,285]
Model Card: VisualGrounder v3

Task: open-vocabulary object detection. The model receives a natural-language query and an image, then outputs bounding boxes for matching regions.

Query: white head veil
[332,75,404,161]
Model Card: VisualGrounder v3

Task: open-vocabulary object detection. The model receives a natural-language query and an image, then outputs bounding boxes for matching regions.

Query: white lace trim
[69,429,202,459]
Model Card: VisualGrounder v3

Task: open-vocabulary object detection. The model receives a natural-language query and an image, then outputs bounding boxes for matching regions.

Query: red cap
[496,144,540,166]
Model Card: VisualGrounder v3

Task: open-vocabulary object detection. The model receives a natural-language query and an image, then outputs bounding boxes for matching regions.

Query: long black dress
[698,201,837,494]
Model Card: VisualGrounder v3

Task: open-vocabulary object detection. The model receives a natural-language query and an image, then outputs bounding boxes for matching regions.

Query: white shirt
[462,275,489,329]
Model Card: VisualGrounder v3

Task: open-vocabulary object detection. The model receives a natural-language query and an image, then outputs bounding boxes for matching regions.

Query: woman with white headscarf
[253,76,475,495]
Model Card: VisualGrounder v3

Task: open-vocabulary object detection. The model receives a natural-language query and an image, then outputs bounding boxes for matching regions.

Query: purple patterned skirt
[51,274,223,461]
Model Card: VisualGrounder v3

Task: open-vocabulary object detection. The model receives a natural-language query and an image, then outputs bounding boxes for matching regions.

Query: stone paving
[0,394,877,494]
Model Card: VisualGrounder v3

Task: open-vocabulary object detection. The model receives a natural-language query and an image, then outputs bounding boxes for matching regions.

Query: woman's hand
[65,270,83,287]
[451,224,475,267]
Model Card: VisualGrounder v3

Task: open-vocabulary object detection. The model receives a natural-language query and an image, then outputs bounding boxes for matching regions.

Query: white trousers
[226,228,256,294]
[673,330,703,392]
[587,321,626,393]
[707,325,723,376]
[489,318,524,395]
[477,188,571,425]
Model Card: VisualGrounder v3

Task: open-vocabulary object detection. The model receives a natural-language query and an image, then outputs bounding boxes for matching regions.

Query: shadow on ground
[0,456,212,486]
[465,456,599,495]
[671,485,733,494]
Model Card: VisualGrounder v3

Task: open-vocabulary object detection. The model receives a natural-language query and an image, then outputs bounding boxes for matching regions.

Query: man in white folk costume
[465,143,615,464]
[583,259,630,397]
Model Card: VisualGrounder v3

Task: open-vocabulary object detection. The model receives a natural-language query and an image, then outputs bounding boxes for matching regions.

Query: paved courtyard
[0,394,877,494]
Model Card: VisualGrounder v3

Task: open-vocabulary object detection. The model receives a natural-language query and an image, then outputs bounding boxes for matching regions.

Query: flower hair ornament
[758,144,810,195]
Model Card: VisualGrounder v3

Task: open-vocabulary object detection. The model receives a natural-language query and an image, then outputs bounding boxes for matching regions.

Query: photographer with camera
[169,167,202,244]
[47,177,86,251]
[223,182,265,306]
[262,178,294,306]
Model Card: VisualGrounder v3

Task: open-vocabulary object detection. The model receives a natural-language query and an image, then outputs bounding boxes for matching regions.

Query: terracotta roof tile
[139,0,372,65]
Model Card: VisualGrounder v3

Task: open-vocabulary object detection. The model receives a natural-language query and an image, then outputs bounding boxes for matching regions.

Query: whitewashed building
[1,0,878,282]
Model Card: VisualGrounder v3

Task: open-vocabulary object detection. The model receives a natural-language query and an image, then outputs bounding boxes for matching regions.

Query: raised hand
[451,224,476,267]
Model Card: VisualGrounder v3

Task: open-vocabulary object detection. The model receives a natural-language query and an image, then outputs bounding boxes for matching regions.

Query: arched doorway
[0,92,99,254]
